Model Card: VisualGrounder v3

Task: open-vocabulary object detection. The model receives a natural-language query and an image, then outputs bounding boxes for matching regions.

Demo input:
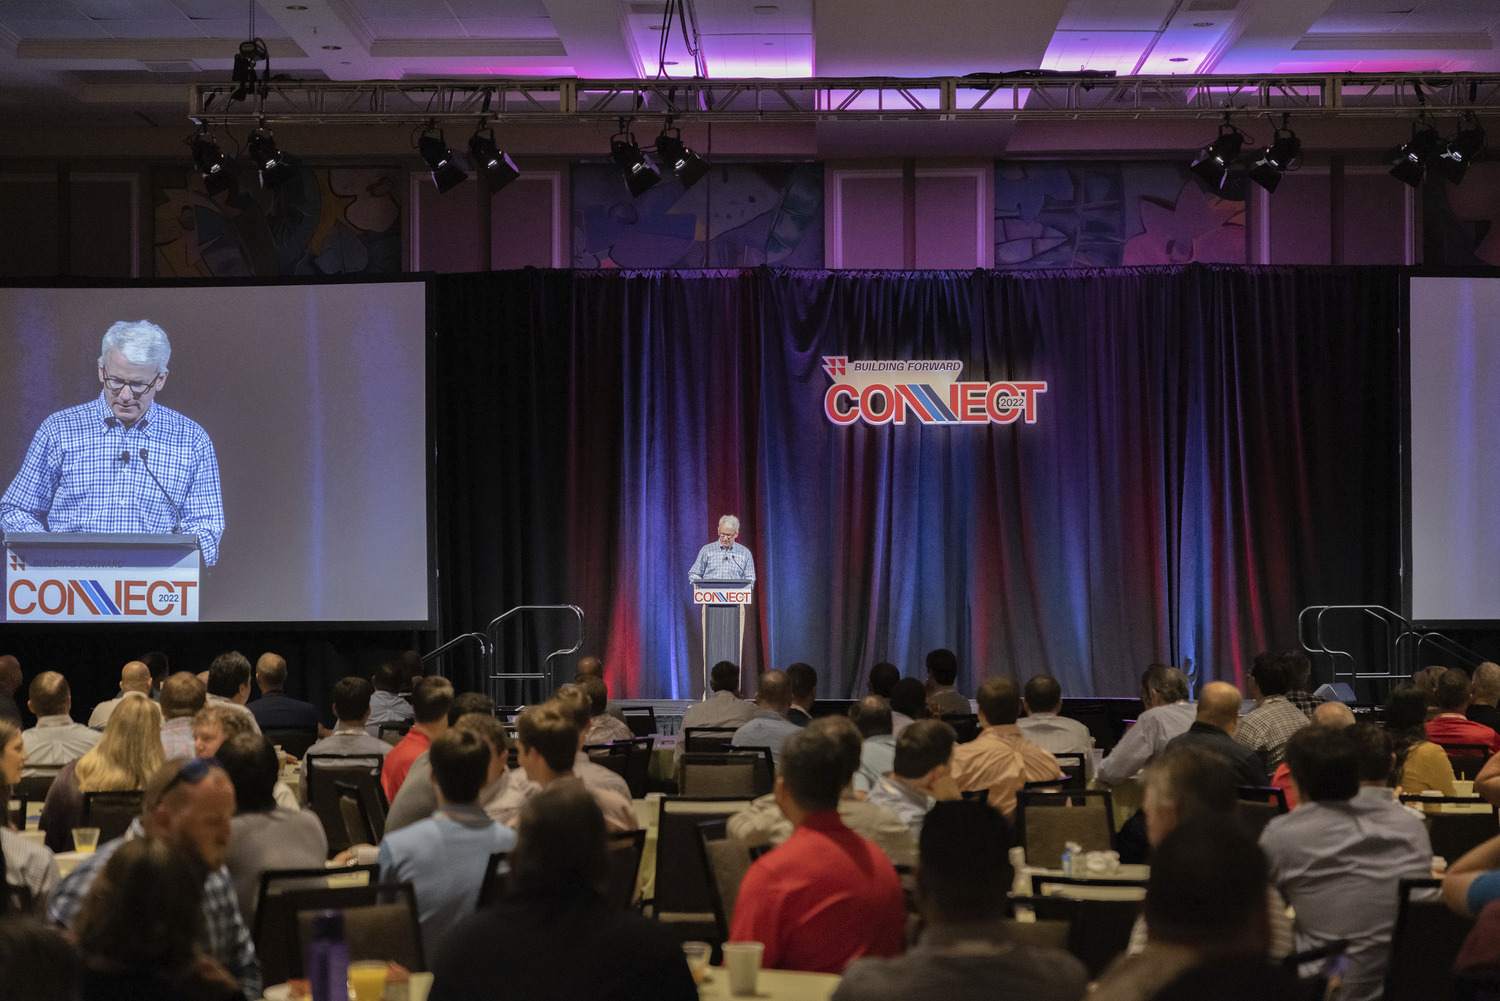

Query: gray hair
[718,514,741,534]
[99,321,171,374]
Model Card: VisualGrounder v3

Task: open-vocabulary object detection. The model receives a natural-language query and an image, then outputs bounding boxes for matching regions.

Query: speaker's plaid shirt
[0,393,223,565]
[688,540,756,583]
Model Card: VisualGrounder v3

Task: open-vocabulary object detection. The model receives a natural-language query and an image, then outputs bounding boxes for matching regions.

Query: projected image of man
[688,514,756,583]
[0,320,224,565]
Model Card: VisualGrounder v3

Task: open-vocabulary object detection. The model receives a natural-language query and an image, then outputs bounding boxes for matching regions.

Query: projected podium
[3,532,203,622]
[693,579,753,698]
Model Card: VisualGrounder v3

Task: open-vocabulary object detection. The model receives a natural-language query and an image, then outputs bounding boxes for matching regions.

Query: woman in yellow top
[1386,683,1456,796]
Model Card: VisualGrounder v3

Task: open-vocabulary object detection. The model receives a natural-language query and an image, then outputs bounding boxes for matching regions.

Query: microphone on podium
[138,447,183,533]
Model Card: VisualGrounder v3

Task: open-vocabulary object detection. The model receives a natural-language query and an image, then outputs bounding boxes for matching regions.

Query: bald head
[0,655,20,697]
[1473,663,1500,707]
[255,652,287,691]
[120,661,152,694]
[756,670,793,712]
[1197,682,1243,731]
[576,656,604,680]
[1311,701,1356,728]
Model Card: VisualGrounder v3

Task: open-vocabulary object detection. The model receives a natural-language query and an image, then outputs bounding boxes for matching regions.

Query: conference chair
[696,818,754,945]
[940,714,981,743]
[303,753,387,856]
[677,750,771,799]
[1053,753,1088,790]
[376,722,413,746]
[652,797,753,936]
[1385,878,1474,1001]
[287,882,425,978]
[1398,795,1499,862]
[604,829,648,910]
[1015,789,1115,869]
[262,725,319,759]
[253,864,380,985]
[622,706,658,737]
[1026,893,1141,978]
[477,851,510,908]
[681,727,740,753]
[1438,742,1491,782]
[585,736,655,798]
[80,790,143,843]
[336,780,379,847]
[10,773,54,827]
[1237,786,1290,840]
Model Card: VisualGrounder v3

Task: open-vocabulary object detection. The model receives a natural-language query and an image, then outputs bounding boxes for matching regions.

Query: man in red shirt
[381,676,453,802]
[729,717,906,973]
[1426,668,1500,756]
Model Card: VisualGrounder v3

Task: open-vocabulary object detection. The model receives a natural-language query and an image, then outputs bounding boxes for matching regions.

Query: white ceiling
[0,0,1495,108]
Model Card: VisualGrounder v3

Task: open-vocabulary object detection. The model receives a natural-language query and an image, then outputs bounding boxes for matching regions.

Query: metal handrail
[1300,604,1488,691]
[484,604,586,694]
[420,631,490,672]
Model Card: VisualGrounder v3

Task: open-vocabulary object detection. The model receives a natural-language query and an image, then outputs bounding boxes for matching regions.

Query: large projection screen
[1407,274,1500,624]
[0,281,430,624]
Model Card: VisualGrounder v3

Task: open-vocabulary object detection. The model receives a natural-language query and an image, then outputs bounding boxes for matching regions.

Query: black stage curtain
[431,265,1401,699]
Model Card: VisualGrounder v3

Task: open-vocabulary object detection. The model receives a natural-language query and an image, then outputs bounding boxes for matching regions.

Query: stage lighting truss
[416,121,470,193]
[654,121,710,190]
[187,126,234,196]
[247,122,297,190]
[468,124,520,193]
[1189,119,1247,190]
[609,120,662,197]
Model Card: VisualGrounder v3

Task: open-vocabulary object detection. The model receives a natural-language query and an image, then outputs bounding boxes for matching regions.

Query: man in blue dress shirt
[0,319,225,565]
[688,514,756,584]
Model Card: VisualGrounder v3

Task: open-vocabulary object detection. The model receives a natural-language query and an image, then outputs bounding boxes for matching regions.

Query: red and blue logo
[821,356,1046,426]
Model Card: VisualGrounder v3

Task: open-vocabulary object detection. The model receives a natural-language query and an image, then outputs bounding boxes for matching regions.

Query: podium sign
[693,579,752,698]
[4,532,202,622]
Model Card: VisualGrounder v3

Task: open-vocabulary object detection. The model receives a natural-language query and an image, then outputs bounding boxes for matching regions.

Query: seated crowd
[4,646,1500,1001]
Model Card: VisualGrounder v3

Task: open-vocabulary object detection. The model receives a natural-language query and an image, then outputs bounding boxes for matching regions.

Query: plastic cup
[722,941,763,996]
[347,960,388,1001]
[681,941,711,983]
[71,828,100,854]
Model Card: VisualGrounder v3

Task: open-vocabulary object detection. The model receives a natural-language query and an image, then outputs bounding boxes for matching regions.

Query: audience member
[246,653,323,734]
[1092,819,1272,1001]
[889,677,928,729]
[786,663,818,726]
[867,663,911,735]
[948,676,1058,816]
[73,837,242,1001]
[379,729,517,958]
[87,661,158,730]
[387,710,535,832]
[428,782,696,1001]
[1233,652,1309,770]
[1385,683,1456,797]
[159,673,206,761]
[551,686,636,803]
[1097,664,1195,784]
[193,706,297,810]
[380,676,453,802]
[399,650,424,692]
[1128,746,1293,957]
[1269,700,1355,808]
[1427,667,1500,755]
[365,661,414,736]
[0,656,21,728]
[864,718,960,842]
[1259,725,1432,1001]
[1442,832,1500,917]
[1281,649,1325,717]
[849,696,896,794]
[217,733,327,924]
[301,677,392,774]
[676,661,757,763]
[203,652,260,734]
[40,696,163,853]
[731,670,802,764]
[1162,681,1269,787]
[0,719,58,909]
[21,671,100,777]
[0,913,80,1000]
[140,651,171,699]
[574,656,627,722]
[1468,662,1500,735]
[1413,664,1446,718]
[730,721,906,973]
[515,701,636,832]
[1017,674,1096,782]
[579,676,633,745]
[48,757,261,1000]
[834,800,1088,1001]
[730,716,917,867]
[924,649,970,716]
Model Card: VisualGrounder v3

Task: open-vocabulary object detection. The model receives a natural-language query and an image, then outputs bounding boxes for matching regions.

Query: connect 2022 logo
[822,357,1046,426]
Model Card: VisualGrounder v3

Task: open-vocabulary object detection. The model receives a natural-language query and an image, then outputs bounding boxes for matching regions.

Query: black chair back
[477,851,510,908]
[1237,786,1289,840]
[678,751,768,799]
[682,727,740,753]
[605,829,647,910]
[11,773,55,827]
[253,865,380,985]
[622,706,658,737]
[1027,894,1141,978]
[654,797,752,921]
[1053,753,1087,789]
[376,722,413,746]
[1438,742,1491,781]
[303,754,387,855]
[287,882,426,977]
[80,790,143,843]
[941,714,981,743]
[1397,796,1500,862]
[696,818,753,944]
[1385,878,1474,1001]
[1015,789,1115,869]
[263,726,319,759]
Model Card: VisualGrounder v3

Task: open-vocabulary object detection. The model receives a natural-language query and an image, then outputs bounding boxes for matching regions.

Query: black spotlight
[1388,123,1444,188]
[1247,125,1301,193]
[230,39,267,103]
[1434,117,1486,185]
[1190,124,1246,190]
[246,126,296,190]
[655,126,709,190]
[189,128,234,196]
[468,127,520,193]
[418,127,469,194]
[610,130,661,197]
